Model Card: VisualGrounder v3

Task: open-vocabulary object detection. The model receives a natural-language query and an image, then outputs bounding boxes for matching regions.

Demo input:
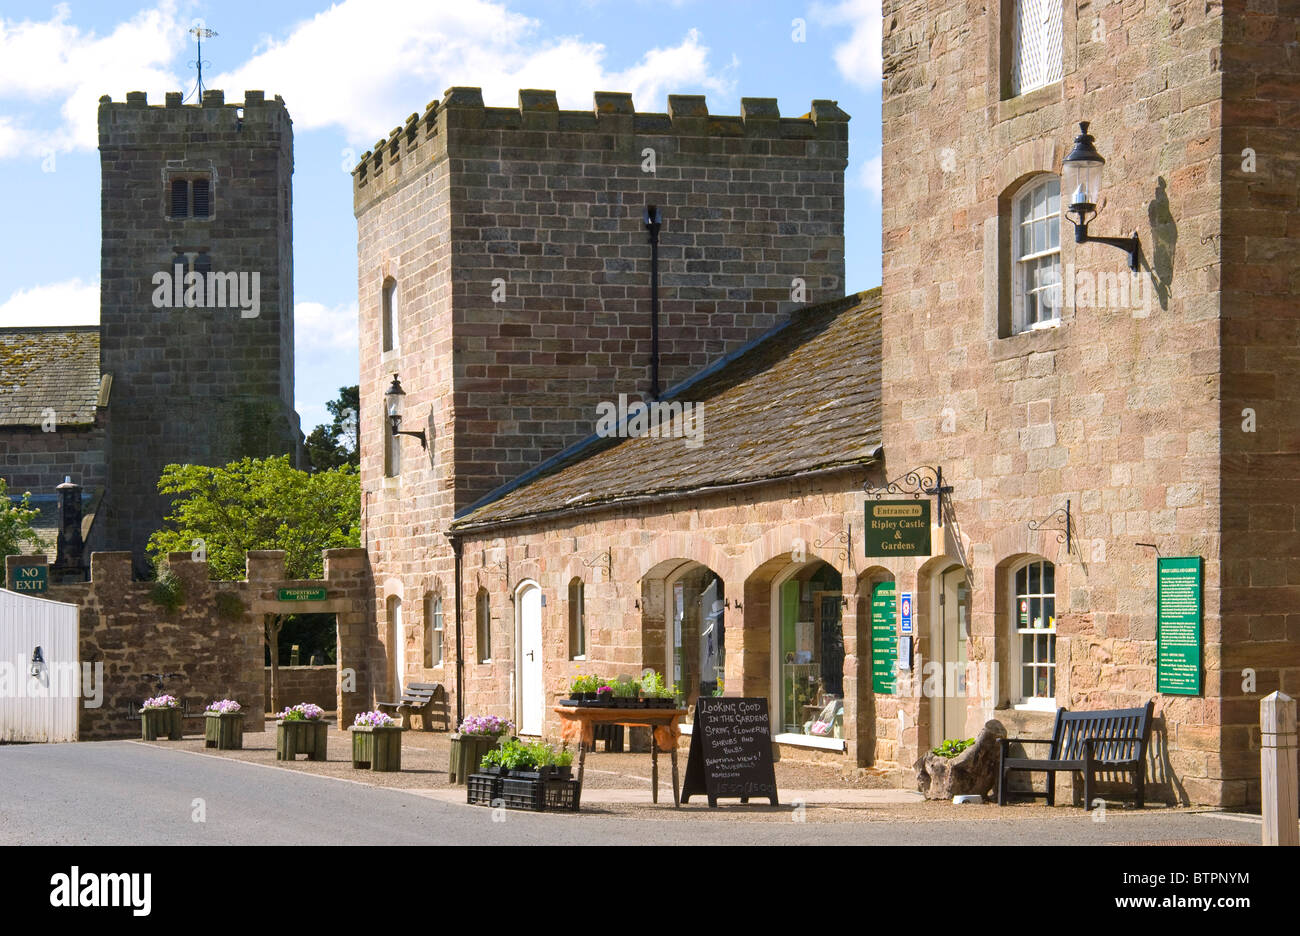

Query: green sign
[864,500,932,557]
[277,587,327,602]
[10,565,48,594]
[871,582,898,694]
[1157,556,1202,696]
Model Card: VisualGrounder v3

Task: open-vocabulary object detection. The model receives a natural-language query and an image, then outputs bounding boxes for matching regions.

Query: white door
[518,585,544,736]
[0,588,80,742]
[931,565,970,745]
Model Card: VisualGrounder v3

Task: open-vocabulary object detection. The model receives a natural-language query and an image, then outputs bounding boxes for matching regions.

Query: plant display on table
[279,702,326,721]
[595,685,613,703]
[205,699,241,714]
[354,710,398,728]
[141,695,179,710]
[569,674,600,696]
[458,714,515,737]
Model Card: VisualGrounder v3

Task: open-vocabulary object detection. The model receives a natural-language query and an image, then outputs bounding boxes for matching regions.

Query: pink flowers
[141,695,179,710]
[279,702,325,721]
[458,714,515,737]
[206,699,242,715]
[353,710,397,728]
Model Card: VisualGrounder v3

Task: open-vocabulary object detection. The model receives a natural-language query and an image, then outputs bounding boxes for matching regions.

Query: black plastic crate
[544,779,581,812]
[467,773,501,806]
[500,778,582,812]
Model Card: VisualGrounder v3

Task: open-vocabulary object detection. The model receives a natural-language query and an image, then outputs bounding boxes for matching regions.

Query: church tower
[97,89,301,570]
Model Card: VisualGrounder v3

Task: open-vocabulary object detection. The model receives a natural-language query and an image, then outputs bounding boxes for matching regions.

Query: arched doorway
[653,561,725,722]
[770,559,844,740]
[928,561,971,747]
[514,581,543,736]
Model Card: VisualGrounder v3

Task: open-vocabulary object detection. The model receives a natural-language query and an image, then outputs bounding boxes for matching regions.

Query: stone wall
[264,666,336,713]
[97,90,301,567]
[3,547,374,738]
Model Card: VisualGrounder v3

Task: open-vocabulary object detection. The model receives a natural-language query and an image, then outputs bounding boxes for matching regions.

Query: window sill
[998,81,1062,122]
[774,732,846,752]
[1013,700,1057,713]
[991,320,1069,360]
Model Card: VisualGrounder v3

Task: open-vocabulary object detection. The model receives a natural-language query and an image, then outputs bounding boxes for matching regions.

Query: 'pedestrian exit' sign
[277,587,327,602]
[11,565,48,594]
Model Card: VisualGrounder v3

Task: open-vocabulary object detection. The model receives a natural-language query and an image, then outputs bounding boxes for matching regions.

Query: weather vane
[184,24,218,103]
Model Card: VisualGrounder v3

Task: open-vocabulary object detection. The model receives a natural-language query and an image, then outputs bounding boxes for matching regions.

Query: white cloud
[0,278,99,326]
[859,153,882,199]
[0,2,187,155]
[812,0,883,88]
[212,0,735,146]
[294,300,358,351]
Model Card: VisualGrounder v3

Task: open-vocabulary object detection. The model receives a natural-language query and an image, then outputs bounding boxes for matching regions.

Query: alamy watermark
[1,660,104,708]
[595,394,705,448]
[151,264,261,318]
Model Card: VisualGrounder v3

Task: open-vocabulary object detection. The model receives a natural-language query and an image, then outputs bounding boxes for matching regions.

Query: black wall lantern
[1062,122,1141,272]
[384,374,427,450]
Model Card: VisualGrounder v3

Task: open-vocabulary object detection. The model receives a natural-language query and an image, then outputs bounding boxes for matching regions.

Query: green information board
[10,565,48,594]
[864,500,932,557]
[871,582,898,694]
[277,587,327,602]
[1156,556,1202,696]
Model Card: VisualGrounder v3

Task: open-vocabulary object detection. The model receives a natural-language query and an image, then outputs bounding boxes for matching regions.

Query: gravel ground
[137,725,1224,825]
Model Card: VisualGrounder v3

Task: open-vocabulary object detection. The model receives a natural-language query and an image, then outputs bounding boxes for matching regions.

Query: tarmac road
[0,740,1260,846]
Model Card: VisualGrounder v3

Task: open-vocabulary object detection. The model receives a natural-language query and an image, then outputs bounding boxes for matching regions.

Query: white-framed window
[1013,558,1056,707]
[381,277,399,353]
[1012,175,1061,334]
[568,577,585,660]
[424,593,443,667]
[1011,0,1063,96]
[476,587,491,663]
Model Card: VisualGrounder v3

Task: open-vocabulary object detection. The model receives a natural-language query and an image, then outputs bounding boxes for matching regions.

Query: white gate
[0,588,80,742]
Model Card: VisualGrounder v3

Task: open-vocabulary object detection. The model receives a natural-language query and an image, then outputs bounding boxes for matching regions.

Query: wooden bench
[377,682,448,731]
[997,700,1154,809]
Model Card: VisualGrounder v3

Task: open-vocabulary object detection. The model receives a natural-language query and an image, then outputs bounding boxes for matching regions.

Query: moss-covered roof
[0,326,101,427]
[451,288,882,530]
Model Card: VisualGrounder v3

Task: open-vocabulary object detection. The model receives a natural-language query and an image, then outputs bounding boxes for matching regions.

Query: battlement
[97,90,292,146]
[352,87,849,207]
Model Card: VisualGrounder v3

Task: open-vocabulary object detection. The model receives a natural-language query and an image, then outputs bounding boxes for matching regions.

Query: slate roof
[452,288,882,531]
[0,326,102,427]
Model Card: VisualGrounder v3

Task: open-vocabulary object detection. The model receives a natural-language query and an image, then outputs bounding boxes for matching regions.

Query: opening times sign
[1156,556,1202,696]
[871,582,898,694]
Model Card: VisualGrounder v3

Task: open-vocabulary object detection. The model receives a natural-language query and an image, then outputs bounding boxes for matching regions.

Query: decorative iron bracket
[582,548,611,580]
[864,465,954,527]
[813,529,851,562]
[1027,499,1075,555]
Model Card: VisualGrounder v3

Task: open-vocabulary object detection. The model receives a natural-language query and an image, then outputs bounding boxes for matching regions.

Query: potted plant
[570,674,600,703]
[501,738,547,779]
[641,671,675,709]
[552,745,575,781]
[140,694,182,741]
[450,714,515,784]
[351,710,403,771]
[203,699,244,749]
[612,677,642,708]
[276,702,328,761]
[595,684,614,707]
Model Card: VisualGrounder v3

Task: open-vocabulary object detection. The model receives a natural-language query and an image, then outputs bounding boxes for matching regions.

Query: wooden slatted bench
[377,682,448,731]
[997,700,1154,809]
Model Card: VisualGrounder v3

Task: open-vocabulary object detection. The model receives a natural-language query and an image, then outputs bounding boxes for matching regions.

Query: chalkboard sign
[681,696,779,807]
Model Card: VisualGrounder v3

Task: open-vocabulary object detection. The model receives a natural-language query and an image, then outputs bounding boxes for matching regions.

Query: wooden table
[553,706,687,807]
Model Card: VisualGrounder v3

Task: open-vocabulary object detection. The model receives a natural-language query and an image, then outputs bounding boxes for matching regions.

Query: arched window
[568,578,585,660]
[476,587,491,663]
[1012,175,1061,334]
[1012,558,1056,707]
[387,595,405,698]
[424,593,443,667]
[381,277,399,353]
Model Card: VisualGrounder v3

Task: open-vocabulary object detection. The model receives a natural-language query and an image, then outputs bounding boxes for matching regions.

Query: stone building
[0,90,303,573]
[360,0,1296,808]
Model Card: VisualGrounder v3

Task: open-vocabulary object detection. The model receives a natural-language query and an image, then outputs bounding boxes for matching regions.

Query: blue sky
[0,0,882,432]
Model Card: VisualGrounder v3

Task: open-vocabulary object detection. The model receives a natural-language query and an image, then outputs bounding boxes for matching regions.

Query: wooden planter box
[351,725,402,771]
[276,719,328,761]
[448,733,503,784]
[140,707,182,741]
[204,712,244,750]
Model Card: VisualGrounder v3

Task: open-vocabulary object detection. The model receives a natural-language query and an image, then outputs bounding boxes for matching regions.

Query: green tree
[146,455,360,711]
[305,385,359,472]
[0,478,42,567]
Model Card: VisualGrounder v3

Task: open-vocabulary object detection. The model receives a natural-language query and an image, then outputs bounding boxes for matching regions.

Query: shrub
[931,737,976,758]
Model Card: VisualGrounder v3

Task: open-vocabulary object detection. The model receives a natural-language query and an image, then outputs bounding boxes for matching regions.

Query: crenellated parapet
[352,87,849,211]
[97,90,292,147]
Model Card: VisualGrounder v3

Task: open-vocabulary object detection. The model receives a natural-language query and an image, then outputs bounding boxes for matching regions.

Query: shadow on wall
[1145,177,1177,312]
